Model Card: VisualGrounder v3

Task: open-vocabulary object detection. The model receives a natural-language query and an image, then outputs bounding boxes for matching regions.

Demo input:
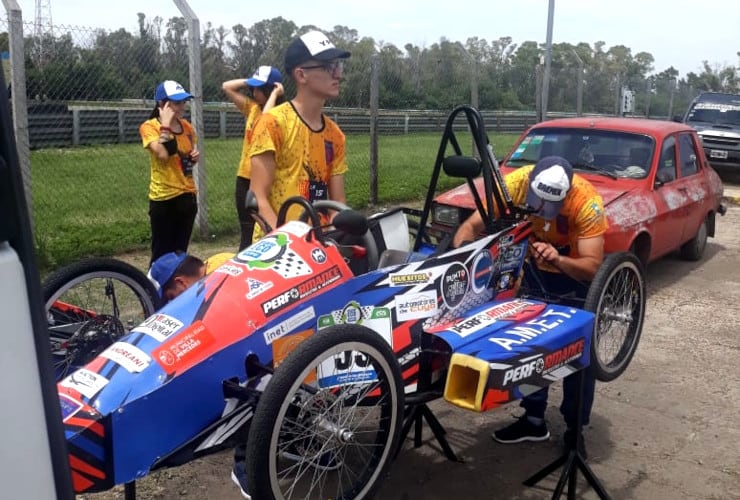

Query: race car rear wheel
[43,258,159,380]
[247,324,404,500]
[584,252,646,382]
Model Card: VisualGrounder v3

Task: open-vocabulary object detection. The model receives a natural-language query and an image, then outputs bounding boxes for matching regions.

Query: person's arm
[530,235,604,282]
[221,79,249,111]
[250,152,278,230]
[263,83,284,113]
[147,103,178,162]
[328,174,346,205]
[453,210,485,248]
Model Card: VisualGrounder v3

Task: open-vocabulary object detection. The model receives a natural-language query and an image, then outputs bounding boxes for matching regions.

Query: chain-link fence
[1,2,702,269]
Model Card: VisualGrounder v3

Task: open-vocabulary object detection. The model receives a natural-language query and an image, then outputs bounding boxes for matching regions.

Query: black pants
[149,192,197,265]
[519,266,595,428]
[235,176,254,251]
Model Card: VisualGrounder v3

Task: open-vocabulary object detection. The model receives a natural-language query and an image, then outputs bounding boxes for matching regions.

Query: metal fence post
[219,110,226,139]
[4,0,32,230]
[368,53,379,206]
[72,109,80,146]
[174,0,208,238]
[118,109,125,143]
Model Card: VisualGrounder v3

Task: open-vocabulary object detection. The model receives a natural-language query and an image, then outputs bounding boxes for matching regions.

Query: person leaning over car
[147,250,233,304]
[453,155,607,458]
[248,30,351,241]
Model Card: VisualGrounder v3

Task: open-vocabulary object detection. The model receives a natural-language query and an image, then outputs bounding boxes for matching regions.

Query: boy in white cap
[222,67,285,250]
[454,155,608,458]
[248,31,351,241]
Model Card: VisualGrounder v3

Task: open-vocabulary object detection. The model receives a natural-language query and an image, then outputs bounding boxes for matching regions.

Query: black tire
[679,218,708,261]
[584,252,646,382]
[44,258,160,380]
[247,325,404,500]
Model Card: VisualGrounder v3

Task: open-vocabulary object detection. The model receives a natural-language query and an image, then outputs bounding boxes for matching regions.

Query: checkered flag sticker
[270,249,312,279]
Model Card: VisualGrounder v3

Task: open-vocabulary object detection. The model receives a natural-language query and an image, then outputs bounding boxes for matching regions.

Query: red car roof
[529,116,692,137]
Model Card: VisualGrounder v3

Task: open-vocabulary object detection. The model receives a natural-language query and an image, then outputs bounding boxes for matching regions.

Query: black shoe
[563,429,588,460]
[492,416,550,444]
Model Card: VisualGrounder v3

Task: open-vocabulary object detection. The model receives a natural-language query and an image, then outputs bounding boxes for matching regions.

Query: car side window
[657,136,677,182]
[678,133,698,177]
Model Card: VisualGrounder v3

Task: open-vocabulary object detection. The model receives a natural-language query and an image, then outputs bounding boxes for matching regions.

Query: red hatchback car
[431,117,727,265]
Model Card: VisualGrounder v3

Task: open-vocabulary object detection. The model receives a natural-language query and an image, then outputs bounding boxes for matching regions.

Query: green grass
[30,132,517,271]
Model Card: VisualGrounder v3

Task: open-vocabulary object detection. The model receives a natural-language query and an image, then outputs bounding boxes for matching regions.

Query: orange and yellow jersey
[500,165,607,266]
[139,118,197,201]
[236,98,262,180]
[249,101,348,239]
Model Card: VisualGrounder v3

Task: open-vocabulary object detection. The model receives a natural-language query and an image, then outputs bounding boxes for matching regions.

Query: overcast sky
[10,0,739,77]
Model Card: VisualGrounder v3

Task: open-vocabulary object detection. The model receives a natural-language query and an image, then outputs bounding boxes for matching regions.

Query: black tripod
[523,368,611,500]
[394,391,463,463]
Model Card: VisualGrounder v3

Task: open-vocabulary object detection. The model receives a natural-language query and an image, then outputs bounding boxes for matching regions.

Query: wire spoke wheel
[44,258,159,380]
[247,325,403,500]
[584,252,646,382]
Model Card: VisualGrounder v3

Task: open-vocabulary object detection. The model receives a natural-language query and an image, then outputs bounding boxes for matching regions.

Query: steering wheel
[299,200,379,271]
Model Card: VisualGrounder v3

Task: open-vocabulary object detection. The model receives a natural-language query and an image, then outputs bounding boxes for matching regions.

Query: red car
[431,117,727,265]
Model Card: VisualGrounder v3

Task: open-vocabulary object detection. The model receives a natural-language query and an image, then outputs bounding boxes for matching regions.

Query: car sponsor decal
[389,271,432,286]
[59,393,83,422]
[279,220,312,236]
[497,241,526,272]
[470,250,493,293]
[261,266,342,317]
[100,342,151,373]
[317,303,392,388]
[133,313,184,343]
[501,354,544,387]
[311,247,327,264]
[446,300,541,337]
[60,368,110,400]
[440,262,469,309]
[488,308,574,350]
[213,264,244,277]
[497,272,514,291]
[152,321,216,375]
[395,291,438,321]
[246,278,273,300]
[236,233,312,278]
[263,306,316,345]
[542,338,586,375]
[272,329,316,384]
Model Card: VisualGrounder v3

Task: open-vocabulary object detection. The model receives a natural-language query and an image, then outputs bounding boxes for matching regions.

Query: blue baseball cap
[246,66,283,87]
[147,252,187,298]
[154,80,193,102]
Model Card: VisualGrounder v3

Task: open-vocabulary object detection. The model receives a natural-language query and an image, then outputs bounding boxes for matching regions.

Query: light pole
[454,42,479,110]
[571,49,584,116]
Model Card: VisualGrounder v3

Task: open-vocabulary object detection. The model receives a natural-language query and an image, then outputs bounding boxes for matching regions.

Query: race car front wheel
[43,258,159,380]
[247,324,404,500]
[584,252,646,382]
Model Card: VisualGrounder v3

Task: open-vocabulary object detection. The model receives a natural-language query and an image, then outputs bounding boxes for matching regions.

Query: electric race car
[56,106,646,500]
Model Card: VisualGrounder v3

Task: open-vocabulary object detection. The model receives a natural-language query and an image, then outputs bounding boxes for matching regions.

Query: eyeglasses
[300,60,344,76]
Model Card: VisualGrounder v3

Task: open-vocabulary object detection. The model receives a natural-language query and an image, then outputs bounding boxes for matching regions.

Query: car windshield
[686,103,740,127]
[505,127,655,179]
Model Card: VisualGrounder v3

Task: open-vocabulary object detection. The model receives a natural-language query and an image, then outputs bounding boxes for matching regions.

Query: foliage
[16,15,738,115]
[31,133,518,272]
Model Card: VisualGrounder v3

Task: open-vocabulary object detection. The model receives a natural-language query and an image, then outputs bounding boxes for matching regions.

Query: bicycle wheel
[584,252,646,382]
[44,258,159,380]
[247,324,404,500]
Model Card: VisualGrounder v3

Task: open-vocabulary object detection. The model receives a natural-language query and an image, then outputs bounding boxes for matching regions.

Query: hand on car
[531,241,561,267]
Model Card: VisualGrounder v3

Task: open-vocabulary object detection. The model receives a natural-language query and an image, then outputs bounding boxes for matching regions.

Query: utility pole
[571,49,584,116]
